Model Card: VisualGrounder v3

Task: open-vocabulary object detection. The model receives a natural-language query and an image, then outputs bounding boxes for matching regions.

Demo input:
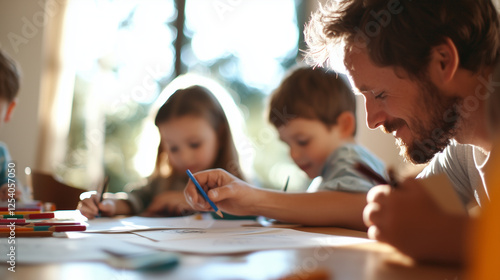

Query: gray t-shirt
[418,60,500,207]
[418,141,490,207]
[313,143,388,192]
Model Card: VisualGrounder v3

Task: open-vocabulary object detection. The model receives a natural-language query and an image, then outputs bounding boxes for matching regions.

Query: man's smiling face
[345,49,460,164]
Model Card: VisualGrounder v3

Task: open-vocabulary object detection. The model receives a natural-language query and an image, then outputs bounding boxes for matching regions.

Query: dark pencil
[97,175,110,217]
[283,176,290,192]
[99,175,110,203]
[354,162,396,187]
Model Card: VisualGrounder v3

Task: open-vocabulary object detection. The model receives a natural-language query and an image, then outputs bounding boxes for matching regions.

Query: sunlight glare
[186,0,297,91]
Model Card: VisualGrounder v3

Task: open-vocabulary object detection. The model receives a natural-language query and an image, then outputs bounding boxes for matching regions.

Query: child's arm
[142,191,194,217]
[252,191,367,230]
[77,195,133,219]
[185,169,368,230]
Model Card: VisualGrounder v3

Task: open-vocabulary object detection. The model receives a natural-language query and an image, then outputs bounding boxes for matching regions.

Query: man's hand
[363,177,468,263]
[184,168,261,216]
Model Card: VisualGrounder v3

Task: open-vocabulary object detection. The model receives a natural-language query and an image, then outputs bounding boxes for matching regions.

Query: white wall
[0,0,47,184]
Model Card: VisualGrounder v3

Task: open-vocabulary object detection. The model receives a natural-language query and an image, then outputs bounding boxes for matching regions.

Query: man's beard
[382,77,461,164]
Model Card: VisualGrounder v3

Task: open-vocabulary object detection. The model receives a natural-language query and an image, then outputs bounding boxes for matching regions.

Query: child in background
[0,49,24,202]
[78,85,245,219]
[184,66,387,230]
[270,66,387,193]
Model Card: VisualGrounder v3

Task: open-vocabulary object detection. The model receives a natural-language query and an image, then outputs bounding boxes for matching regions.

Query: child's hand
[0,183,22,201]
[184,168,261,216]
[142,191,194,217]
[77,194,116,219]
[363,177,468,263]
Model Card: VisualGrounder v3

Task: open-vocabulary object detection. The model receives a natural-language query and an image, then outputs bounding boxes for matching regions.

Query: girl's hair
[153,85,244,180]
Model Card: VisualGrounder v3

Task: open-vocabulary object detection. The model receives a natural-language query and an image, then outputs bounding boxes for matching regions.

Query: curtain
[36,0,75,172]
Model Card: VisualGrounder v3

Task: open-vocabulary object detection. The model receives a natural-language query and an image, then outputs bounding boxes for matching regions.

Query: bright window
[59,0,309,192]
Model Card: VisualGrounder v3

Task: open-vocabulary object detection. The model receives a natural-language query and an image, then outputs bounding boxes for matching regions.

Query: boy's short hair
[0,49,20,102]
[268,66,356,135]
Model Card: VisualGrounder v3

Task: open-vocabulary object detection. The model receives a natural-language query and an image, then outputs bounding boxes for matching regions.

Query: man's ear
[4,100,16,123]
[336,111,356,138]
[428,37,459,86]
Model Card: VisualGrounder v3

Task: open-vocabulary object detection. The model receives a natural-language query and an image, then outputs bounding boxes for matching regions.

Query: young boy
[184,66,388,230]
[0,49,22,201]
[269,66,387,193]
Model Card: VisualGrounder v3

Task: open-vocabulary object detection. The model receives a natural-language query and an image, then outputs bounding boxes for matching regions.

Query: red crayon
[0,222,83,227]
[0,219,26,224]
[1,213,55,219]
[0,207,42,212]
[0,225,86,232]
[0,231,53,237]
[34,225,87,232]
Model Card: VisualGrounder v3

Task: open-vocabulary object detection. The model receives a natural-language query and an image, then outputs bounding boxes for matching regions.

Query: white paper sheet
[130,227,372,254]
[84,215,224,233]
[0,213,372,263]
[0,233,142,263]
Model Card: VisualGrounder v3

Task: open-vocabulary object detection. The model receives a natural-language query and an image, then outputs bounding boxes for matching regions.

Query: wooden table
[0,224,463,280]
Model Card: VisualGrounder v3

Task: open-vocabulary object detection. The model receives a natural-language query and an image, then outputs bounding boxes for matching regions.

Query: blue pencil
[186,169,223,218]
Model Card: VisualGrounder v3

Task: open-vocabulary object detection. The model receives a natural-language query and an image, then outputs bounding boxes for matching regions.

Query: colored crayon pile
[0,205,86,237]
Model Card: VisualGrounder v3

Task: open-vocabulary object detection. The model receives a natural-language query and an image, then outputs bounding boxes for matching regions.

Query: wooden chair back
[29,171,84,210]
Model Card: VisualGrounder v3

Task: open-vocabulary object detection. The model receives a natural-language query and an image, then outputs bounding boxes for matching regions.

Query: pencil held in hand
[186,169,223,218]
[99,176,110,203]
[354,162,394,187]
[96,176,110,218]
[283,176,290,192]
